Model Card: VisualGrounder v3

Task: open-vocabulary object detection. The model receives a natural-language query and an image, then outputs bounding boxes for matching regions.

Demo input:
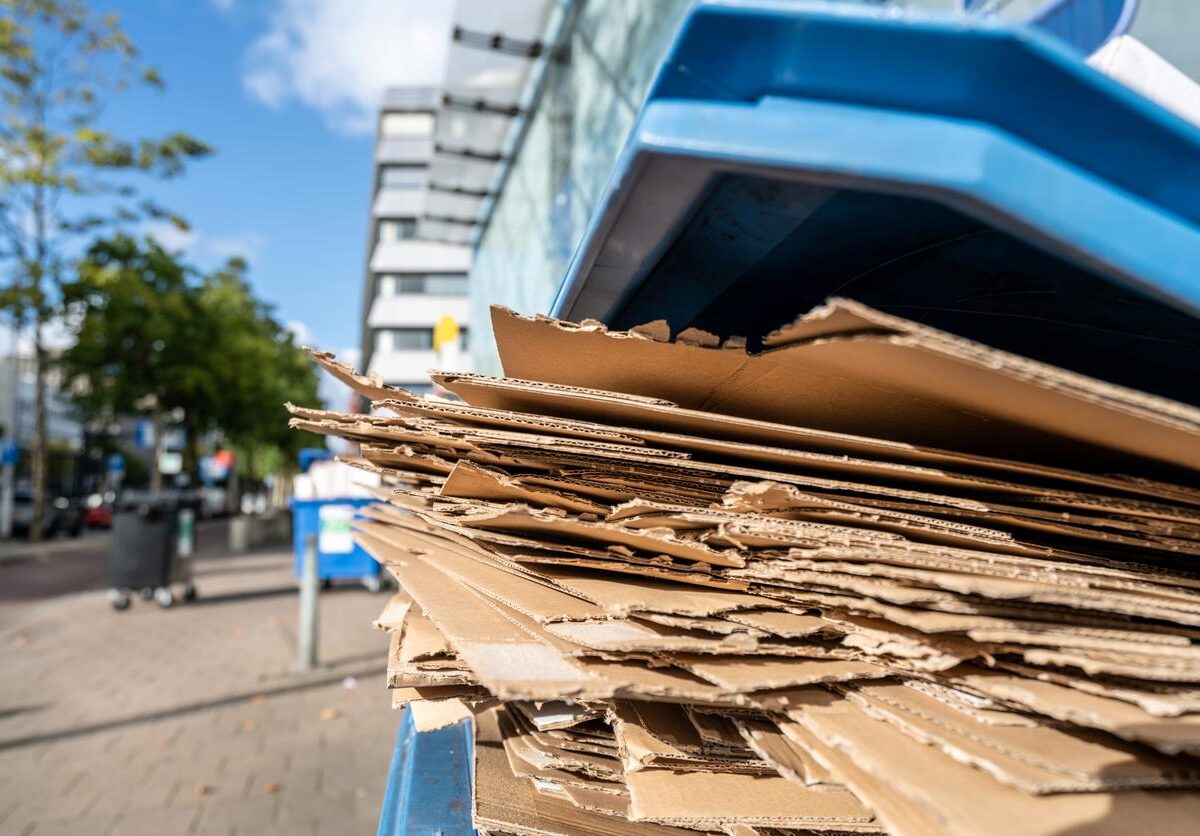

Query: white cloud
[241,0,453,134]
[204,232,266,262]
[139,222,264,264]
[142,220,198,253]
[209,0,235,12]
[285,320,313,346]
[1,314,76,356]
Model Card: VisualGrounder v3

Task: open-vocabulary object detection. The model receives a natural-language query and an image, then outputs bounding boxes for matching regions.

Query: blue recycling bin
[290,497,381,588]
[376,708,476,836]
[553,0,1200,406]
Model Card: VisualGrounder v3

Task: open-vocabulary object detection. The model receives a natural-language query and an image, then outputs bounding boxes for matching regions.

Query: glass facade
[467,0,692,374]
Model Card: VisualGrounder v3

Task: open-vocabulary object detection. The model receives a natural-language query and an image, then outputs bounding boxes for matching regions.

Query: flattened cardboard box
[489,302,1200,471]
[298,299,1200,836]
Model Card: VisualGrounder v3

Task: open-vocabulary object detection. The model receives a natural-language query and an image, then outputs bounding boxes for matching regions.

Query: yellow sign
[433,315,460,351]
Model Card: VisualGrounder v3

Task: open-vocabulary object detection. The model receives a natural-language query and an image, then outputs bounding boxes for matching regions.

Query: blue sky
[98,0,453,363]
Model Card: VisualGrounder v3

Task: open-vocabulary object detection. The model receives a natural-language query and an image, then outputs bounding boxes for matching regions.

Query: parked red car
[85,502,114,529]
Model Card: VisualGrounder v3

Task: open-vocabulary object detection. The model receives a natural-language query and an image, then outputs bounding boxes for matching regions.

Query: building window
[381,112,434,138]
[426,275,468,295]
[377,219,418,242]
[459,327,469,351]
[375,274,468,296]
[375,328,435,352]
[379,165,426,191]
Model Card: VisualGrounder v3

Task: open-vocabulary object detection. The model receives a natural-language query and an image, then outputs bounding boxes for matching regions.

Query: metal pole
[0,461,13,538]
[294,532,319,672]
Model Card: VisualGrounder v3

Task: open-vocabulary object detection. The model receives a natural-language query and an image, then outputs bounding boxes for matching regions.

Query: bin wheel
[320,579,333,591]
[183,583,198,602]
[363,575,382,594]
[108,589,131,611]
[139,587,155,601]
[154,587,175,608]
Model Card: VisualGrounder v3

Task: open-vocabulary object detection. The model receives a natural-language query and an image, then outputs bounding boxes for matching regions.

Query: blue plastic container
[551,0,1200,407]
[376,708,476,836]
[289,497,380,583]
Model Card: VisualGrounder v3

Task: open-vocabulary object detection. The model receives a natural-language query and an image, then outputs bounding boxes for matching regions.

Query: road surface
[0,519,232,614]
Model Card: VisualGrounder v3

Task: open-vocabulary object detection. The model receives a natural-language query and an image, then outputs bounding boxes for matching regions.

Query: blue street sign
[134,419,155,450]
[0,442,18,467]
[107,453,125,473]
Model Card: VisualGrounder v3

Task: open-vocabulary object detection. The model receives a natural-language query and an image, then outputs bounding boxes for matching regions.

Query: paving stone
[0,548,399,835]
[110,805,201,836]
[25,813,123,836]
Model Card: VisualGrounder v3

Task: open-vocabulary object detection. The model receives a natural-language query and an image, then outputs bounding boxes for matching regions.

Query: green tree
[62,241,320,498]
[0,0,211,536]
[60,235,213,492]
[198,258,322,484]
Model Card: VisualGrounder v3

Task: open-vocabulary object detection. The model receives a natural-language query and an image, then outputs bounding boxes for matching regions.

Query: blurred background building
[359,87,472,395]
[0,338,84,489]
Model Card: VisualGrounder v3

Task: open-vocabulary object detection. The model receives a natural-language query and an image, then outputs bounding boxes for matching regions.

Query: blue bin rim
[289,496,378,508]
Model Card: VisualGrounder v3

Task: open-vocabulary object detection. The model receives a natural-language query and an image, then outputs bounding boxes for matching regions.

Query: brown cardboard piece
[625,767,878,831]
[297,300,1200,836]
[786,686,1200,836]
[489,302,1200,472]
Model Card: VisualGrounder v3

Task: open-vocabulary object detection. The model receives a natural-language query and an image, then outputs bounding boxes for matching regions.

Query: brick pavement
[0,547,399,835]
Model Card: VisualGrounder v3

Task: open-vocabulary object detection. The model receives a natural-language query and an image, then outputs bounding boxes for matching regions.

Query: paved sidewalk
[0,547,398,835]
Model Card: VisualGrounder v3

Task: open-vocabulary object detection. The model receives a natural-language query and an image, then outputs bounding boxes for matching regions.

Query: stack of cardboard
[294,300,1200,835]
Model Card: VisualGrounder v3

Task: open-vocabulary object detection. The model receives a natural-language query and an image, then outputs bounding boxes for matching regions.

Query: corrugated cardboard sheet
[295,301,1200,835]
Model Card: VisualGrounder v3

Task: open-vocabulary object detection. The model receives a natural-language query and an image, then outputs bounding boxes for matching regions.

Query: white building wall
[369,240,471,275]
[367,295,469,329]
[372,189,426,219]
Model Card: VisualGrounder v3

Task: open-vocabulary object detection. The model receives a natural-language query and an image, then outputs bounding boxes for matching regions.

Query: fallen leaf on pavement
[264,781,281,795]
[319,707,341,721]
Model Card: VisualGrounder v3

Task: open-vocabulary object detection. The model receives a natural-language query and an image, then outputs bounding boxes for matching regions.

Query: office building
[358,87,472,395]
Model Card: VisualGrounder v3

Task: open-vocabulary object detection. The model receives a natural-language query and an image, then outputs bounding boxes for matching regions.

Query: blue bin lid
[550,1,1200,406]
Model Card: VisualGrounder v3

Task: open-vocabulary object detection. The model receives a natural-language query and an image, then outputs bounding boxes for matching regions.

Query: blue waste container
[552,0,1200,406]
[290,497,381,591]
[376,708,476,836]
